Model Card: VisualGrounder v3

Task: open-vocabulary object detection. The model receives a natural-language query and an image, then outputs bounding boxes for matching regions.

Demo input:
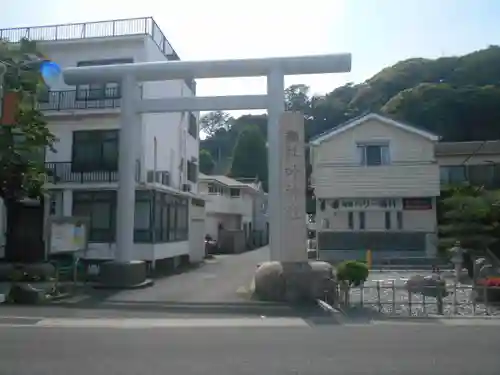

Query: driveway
[101,246,269,303]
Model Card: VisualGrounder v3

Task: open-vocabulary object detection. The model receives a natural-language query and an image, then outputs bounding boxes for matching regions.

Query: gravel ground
[345,271,500,317]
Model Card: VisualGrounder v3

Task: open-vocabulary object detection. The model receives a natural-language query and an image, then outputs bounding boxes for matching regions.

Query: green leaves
[438,185,500,251]
[0,39,55,201]
[336,260,369,287]
[229,125,268,191]
[199,149,215,175]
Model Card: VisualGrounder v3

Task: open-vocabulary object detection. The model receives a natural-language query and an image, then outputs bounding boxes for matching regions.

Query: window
[208,183,217,194]
[73,191,116,242]
[358,143,390,166]
[147,170,170,186]
[134,191,152,242]
[322,218,330,229]
[230,188,240,198]
[358,212,365,230]
[397,211,403,230]
[467,164,495,187]
[151,192,189,243]
[175,200,188,240]
[72,130,119,172]
[187,161,198,182]
[188,113,198,139]
[348,212,354,230]
[76,58,133,100]
[448,166,466,184]
[440,166,466,185]
[154,193,164,242]
[385,212,391,230]
[168,198,177,240]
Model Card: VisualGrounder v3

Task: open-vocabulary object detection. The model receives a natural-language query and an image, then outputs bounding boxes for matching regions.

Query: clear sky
[2,0,500,116]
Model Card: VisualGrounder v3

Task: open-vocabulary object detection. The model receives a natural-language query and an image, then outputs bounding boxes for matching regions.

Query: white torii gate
[63,54,351,283]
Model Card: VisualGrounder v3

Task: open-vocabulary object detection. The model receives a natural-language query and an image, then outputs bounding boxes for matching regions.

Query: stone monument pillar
[279,112,308,262]
[253,112,334,303]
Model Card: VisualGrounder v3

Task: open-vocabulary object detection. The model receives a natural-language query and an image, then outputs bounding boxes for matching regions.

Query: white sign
[49,221,87,253]
[328,198,402,211]
[279,112,307,262]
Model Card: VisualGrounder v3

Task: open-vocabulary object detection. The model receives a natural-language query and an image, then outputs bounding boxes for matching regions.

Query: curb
[370,314,500,320]
[46,292,74,302]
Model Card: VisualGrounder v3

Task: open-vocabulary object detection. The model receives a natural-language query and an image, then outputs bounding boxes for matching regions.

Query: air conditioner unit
[182,183,191,192]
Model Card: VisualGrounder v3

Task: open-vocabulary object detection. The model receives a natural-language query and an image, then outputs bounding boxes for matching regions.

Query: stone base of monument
[94,260,154,289]
[252,261,336,304]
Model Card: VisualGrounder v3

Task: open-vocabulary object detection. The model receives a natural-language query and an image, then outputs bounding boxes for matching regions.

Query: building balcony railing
[45,161,140,184]
[0,17,196,93]
[38,88,121,112]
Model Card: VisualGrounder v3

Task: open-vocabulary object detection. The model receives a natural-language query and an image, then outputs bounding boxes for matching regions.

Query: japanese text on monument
[283,130,304,220]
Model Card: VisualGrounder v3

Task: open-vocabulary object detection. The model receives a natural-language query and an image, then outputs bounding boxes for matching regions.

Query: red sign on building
[402,197,433,210]
[0,91,20,126]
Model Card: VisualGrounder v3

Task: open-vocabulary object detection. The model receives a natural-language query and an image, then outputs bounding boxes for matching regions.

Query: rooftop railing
[0,17,196,92]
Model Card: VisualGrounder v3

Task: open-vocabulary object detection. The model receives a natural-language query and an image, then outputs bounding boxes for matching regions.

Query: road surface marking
[51,295,91,304]
[34,317,311,328]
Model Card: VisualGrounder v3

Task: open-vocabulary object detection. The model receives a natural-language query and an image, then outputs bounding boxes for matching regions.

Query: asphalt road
[1,324,498,375]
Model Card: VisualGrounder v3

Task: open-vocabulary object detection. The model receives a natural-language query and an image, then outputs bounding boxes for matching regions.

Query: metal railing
[38,88,121,111]
[337,280,500,317]
[45,160,141,184]
[0,17,196,92]
[372,256,453,271]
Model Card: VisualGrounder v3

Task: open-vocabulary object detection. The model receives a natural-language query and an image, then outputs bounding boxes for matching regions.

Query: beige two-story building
[310,113,441,263]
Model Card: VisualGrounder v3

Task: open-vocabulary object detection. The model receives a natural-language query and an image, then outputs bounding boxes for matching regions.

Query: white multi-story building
[0,18,205,264]
[198,174,268,246]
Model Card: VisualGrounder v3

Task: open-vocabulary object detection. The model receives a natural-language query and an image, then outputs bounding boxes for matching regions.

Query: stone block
[23,263,56,280]
[8,283,46,304]
[405,274,448,298]
[253,261,336,304]
[98,260,149,289]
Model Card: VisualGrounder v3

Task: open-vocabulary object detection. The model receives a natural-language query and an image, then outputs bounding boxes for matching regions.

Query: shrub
[336,260,369,287]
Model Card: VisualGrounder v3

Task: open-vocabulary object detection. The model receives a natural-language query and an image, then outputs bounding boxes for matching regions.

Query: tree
[229,125,268,191]
[0,39,56,260]
[199,149,215,175]
[284,84,311,114]
[439,185,498,251]
[199,110,232,138]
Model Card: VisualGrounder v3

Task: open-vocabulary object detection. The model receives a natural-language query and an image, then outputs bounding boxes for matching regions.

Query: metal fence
[336,281,500,317]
